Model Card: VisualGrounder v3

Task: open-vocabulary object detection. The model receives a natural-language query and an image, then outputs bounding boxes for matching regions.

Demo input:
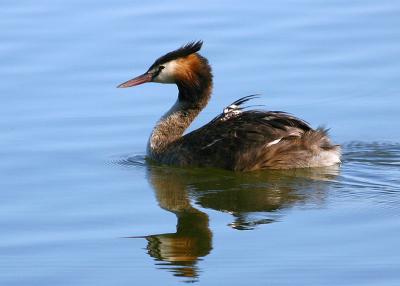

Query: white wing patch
[221,104,242,121]
[266,138,282,147]
[201,138,223,149]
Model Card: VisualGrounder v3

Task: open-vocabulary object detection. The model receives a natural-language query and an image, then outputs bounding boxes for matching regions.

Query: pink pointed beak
[117,72,153,88]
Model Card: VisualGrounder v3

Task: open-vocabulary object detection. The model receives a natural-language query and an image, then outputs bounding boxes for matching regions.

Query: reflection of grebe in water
[128,162,339,281]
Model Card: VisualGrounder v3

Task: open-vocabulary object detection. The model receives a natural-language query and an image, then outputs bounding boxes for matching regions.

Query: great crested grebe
[118,41,341,171]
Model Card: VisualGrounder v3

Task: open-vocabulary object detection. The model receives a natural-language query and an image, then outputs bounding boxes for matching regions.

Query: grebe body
[118,42,341,171]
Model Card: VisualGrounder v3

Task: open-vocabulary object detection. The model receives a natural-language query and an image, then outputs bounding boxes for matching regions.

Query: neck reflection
[144,166,212,282]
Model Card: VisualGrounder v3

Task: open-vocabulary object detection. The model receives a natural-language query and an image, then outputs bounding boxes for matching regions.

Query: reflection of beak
[117,72,153,88]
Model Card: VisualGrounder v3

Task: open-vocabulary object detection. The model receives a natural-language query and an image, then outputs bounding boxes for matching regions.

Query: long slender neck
[147,80,212,158]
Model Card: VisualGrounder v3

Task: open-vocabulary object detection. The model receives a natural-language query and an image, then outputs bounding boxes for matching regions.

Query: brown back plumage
[161,95,340,170]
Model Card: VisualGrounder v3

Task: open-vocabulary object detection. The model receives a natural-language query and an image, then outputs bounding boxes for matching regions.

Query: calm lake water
[1,0,400,285]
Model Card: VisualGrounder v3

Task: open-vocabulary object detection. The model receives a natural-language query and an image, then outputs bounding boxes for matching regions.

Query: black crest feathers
[149,41,203,69]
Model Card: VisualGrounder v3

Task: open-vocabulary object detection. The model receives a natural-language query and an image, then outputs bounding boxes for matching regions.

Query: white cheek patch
[153,60,177,83]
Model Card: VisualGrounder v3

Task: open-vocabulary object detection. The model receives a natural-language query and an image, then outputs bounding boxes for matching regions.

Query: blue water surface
[1,0,400,285]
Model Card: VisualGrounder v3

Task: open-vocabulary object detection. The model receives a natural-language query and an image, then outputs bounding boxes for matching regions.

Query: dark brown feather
[148,41,203,71]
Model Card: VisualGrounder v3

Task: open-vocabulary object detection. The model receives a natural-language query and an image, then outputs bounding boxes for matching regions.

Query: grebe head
[117,41,208,88]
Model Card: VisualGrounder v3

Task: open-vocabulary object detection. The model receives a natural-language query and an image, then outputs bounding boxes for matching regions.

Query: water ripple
[337,141,400,202]
[112,154,147,167]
